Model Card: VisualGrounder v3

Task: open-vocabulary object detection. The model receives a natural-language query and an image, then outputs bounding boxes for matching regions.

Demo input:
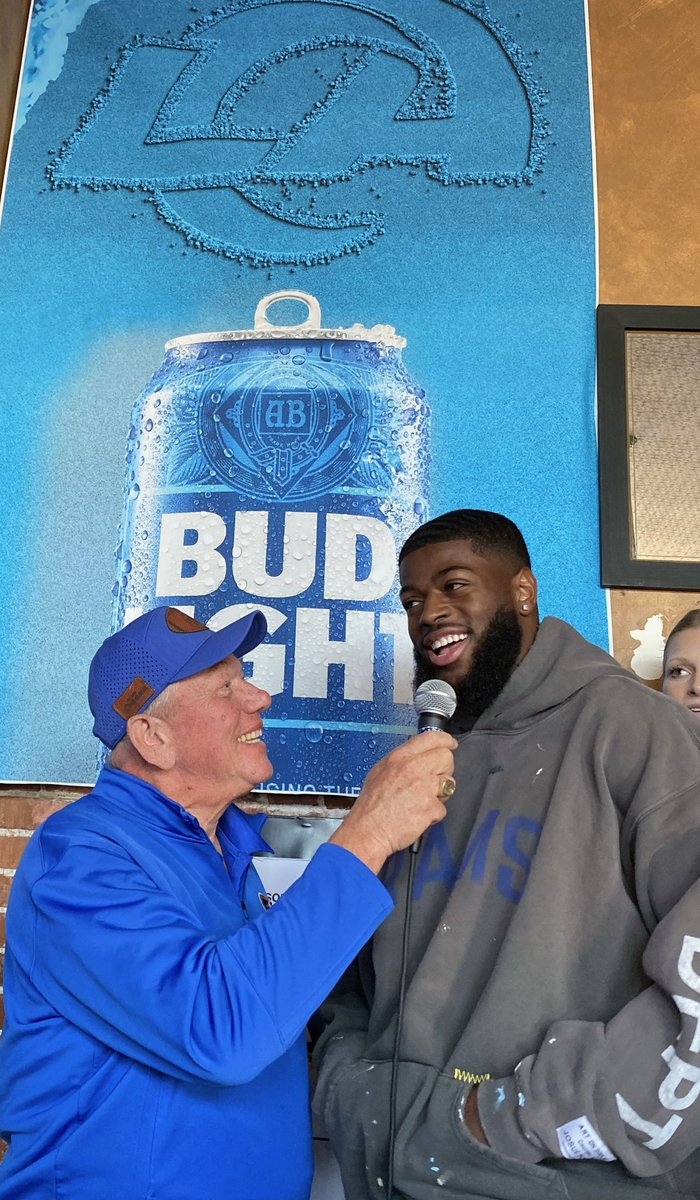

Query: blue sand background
[0,0,600,784]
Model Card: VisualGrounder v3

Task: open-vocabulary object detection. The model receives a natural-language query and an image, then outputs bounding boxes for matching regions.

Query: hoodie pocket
[393,1069,566,1200]
[325,1059,564,1200]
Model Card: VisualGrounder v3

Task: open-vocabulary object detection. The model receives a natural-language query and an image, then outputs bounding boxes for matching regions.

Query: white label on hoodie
[556,1116,616,1161]
[253,856,308,906]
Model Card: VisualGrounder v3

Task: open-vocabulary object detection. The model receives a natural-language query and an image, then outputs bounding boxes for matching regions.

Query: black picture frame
[597,304,700,589]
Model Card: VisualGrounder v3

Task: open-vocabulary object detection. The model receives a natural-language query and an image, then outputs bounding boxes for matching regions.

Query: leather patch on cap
[165,608,207,634]
[113,676,156,719]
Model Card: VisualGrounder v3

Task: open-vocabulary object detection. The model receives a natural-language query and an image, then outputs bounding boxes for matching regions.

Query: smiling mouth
[238,728,263,743]
[424,632,470,667]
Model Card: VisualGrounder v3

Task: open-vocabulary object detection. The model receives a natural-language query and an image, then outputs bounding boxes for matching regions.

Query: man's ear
[125,711,176,770]
[513,567,538,616]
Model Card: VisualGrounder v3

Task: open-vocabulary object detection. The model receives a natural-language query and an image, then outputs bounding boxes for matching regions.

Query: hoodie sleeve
[476,782,700,1177]
[18,837,392,1087]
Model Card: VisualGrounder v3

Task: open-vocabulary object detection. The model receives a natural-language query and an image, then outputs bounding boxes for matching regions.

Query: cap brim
[170,611,267,683]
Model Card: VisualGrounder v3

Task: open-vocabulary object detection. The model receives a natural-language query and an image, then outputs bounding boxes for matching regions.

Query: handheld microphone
[410,680,457,853]
[414,679,457,733]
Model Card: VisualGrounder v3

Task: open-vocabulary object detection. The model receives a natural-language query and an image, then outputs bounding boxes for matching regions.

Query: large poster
[0,0,601,787]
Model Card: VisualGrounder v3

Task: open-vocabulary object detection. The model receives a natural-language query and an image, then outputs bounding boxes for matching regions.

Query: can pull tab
[254,290,322,332]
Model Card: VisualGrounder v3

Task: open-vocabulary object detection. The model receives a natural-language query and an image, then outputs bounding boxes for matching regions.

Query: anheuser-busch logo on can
[113,291,431,795]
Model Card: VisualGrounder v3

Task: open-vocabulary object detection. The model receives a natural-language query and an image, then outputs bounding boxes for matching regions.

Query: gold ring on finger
[439,776,457,800]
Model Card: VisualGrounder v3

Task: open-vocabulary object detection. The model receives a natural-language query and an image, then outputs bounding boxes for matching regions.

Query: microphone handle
[417,713,449,734]
[410,713,449,852]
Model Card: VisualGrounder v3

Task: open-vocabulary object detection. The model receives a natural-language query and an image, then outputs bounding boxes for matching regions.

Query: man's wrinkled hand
[329,732,457,873]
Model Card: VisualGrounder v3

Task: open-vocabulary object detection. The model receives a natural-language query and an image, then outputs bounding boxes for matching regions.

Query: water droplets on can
[113,289,430,794]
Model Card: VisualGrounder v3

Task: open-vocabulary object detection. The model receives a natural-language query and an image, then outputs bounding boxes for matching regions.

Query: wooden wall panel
[588,0,700,306]
[588,0,700,662]
[608,590,700,687]
[0,0,31,197]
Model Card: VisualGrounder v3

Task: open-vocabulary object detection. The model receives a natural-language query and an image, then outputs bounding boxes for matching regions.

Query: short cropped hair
[399,509,531,572]
[663,609,700,667]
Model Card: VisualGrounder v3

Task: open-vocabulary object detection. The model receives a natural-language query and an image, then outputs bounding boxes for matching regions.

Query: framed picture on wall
[597,304,700,589]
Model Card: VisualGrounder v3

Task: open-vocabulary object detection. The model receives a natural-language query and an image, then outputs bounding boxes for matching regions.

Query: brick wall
[0,785,91,1025]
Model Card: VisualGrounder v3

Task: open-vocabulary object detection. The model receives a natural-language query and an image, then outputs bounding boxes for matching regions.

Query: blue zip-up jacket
[0,766,392,1199]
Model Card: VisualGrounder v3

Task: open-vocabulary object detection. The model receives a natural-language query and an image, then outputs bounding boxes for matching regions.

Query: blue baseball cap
[88,606,268,748]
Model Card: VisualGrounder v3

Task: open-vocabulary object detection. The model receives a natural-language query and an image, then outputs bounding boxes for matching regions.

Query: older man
[315,509,700,1200]
[0,606,455,1200]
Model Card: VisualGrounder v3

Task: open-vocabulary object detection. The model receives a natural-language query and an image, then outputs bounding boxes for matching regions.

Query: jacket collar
[94,764,271,854]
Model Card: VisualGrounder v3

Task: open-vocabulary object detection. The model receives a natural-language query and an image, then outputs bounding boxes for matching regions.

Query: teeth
[432,633,468,651]
[238,730,262,743]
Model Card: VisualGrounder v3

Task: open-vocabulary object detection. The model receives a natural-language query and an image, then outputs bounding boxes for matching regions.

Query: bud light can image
[113,290,431,795]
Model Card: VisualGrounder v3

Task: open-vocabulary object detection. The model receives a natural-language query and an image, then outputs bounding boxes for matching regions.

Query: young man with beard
[314,509,700,1200]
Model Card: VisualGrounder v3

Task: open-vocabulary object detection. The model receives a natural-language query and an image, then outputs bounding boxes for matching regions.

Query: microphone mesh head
[413,679,457,720]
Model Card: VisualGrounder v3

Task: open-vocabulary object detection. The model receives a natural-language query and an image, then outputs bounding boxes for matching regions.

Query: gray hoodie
[314,618,700,1199]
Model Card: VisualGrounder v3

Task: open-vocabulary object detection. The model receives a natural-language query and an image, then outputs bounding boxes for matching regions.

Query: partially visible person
[315,509,700,1200]
[0,606,455,1200]
[662,609,700,717]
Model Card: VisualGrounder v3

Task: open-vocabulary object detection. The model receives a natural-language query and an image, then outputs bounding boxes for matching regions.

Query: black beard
[413,605,524,727]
